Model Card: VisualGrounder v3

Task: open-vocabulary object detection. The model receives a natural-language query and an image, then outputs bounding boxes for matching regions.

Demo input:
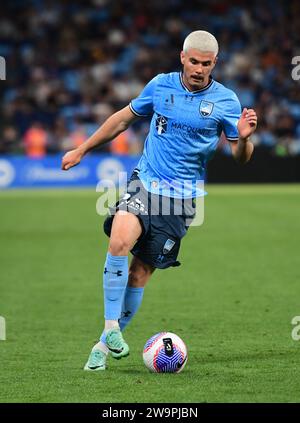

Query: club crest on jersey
[199,100,214,117]
[163,239,176,254]
[155,115,168,134]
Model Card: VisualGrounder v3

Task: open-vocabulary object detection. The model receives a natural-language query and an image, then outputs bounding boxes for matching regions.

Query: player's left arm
[230,108,257,164]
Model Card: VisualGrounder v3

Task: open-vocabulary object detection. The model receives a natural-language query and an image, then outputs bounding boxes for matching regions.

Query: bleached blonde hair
[183,30,219,56]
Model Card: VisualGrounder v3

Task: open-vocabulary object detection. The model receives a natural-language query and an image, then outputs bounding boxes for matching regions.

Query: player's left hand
[237,108,257,140]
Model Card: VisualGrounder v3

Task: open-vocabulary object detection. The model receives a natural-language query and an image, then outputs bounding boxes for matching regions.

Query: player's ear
[180,51,185,65]
[210,55,218,71]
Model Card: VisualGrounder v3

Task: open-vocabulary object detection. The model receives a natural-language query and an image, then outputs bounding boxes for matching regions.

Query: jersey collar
[179,73,214,93]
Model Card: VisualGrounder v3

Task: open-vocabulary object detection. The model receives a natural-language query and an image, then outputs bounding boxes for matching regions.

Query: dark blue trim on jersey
[129,102,151,117]
[179,73,214,93]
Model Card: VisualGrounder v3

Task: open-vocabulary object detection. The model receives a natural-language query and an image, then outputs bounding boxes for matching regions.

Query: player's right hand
[61,148,83,171]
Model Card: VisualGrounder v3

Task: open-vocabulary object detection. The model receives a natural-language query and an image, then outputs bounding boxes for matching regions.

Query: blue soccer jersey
[129,72,241,198]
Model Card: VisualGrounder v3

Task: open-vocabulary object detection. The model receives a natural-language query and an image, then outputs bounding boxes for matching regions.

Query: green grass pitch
[1,184,300,403]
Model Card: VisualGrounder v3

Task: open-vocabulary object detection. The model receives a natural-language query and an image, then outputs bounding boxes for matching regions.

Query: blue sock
[100,331,107,344]
[100,286,144,343]
[103,253,128,321]
[119,286,144,332]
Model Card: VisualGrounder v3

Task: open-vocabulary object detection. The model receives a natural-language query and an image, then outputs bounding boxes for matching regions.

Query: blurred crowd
[1,0,300,157]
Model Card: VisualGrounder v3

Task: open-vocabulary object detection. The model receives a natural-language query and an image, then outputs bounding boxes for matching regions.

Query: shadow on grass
[117,368,194,376]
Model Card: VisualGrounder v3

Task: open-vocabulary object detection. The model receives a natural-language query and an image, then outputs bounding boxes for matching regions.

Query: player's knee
[128,259,154,287]
[108,237,132,256]
[128,269,144,287]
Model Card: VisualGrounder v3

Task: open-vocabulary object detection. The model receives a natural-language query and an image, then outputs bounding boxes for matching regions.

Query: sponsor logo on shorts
[162,239,176,254]
[126,197,148,214]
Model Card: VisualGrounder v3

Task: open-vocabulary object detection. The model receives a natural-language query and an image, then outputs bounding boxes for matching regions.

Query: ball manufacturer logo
[163,338,174,357]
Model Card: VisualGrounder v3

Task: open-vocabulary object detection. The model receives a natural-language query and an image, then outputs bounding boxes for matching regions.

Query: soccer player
[62,30,257,371]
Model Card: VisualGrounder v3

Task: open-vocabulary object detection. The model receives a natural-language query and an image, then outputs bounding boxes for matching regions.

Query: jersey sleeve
[129,75,160,117]
[222,93,242,142]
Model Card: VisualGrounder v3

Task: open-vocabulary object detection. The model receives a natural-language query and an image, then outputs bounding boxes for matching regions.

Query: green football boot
[84,349,107,371]
[105,328,130,359]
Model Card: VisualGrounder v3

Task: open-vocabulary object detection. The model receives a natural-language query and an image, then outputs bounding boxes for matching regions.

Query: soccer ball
[143,332,188,373]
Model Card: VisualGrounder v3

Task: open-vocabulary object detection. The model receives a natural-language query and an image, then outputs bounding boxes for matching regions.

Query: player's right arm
[61,105,139,170]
